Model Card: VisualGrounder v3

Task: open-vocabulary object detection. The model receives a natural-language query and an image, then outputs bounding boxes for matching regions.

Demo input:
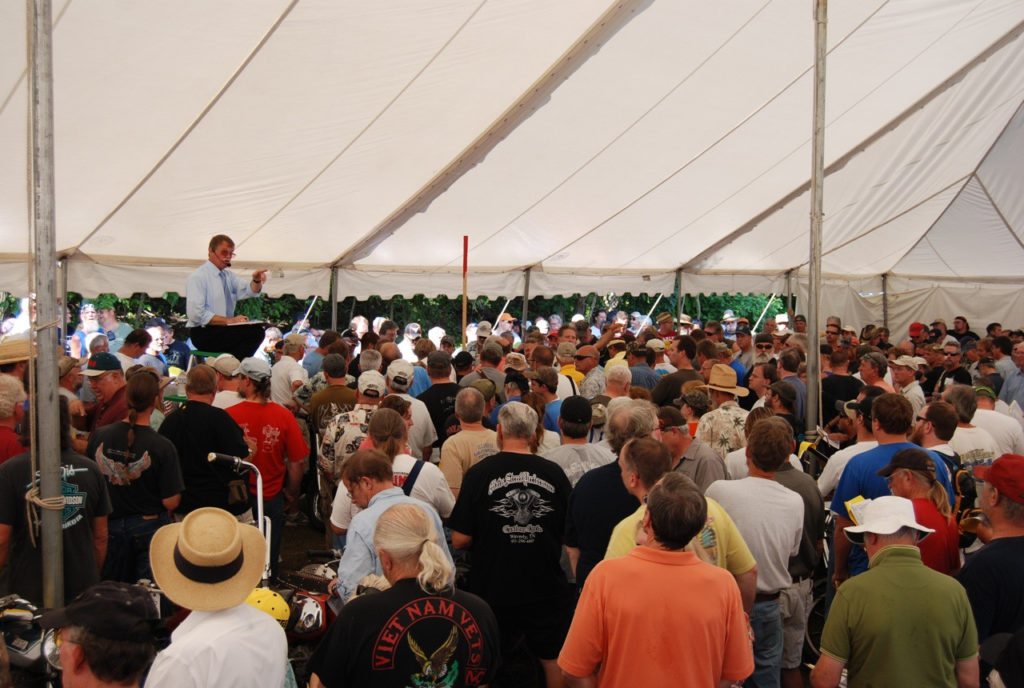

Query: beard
[909,423,926,446]
[753,352,773,366]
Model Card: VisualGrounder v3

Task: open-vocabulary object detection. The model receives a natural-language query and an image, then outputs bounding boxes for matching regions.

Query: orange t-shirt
[558,546,753,686]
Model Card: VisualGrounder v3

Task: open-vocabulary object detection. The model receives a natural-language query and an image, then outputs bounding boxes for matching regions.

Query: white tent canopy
[3,0,1023,338]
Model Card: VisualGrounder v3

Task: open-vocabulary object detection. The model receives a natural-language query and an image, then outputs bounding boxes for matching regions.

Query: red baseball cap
[908,322,927,337]
[973,454,1024,504]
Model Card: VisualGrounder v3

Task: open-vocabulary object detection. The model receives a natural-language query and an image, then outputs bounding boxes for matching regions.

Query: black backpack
[934,451,980,548]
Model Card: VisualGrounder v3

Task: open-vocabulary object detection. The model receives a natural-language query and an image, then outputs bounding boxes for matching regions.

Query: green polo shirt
[820,545,977,687]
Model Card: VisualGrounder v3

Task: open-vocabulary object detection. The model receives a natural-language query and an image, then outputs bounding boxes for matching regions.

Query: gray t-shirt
[543,443,615,487]
[673,437,726,492]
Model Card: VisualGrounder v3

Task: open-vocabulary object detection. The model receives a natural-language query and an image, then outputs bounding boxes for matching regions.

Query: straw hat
[704,364,749,397]
[0,338,32,366]
[149,507,266,611]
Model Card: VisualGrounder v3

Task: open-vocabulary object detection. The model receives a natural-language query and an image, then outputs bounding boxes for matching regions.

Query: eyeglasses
[755,344,773,350]
[915,415,930,423]
[942,352,960,357]
[574,355,594,361]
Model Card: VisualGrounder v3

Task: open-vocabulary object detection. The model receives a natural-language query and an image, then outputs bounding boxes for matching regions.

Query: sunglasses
[755,344,773,350]
[574,354,594,361]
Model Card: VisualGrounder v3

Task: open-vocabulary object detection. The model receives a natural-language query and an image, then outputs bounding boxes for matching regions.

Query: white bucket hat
[843,495,934,545]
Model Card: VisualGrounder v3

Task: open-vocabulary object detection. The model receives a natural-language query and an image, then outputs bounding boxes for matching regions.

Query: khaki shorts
[779,577,812,669]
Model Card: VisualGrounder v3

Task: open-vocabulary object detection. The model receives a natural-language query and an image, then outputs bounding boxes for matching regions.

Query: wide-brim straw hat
[0,338,32,366]
[150,507,265,611]
[705,363,749,397]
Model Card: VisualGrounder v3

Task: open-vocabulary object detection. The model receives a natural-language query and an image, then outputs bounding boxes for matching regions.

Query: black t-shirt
[85,423,185,519]
[448,451,572,606]
[417,382,461,448]
[651,368,703,407]
[0,450,112,604]
[934,366,973,397]
[956,535,1024,642]
[821,374,864,425]
[158,401,250,514]
[307,579,500,688]
[564,460,639,589]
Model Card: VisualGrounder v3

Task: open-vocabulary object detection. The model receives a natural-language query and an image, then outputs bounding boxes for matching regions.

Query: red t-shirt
[912,497,961,575]
[226,400,309,497]
[0,425,27,464]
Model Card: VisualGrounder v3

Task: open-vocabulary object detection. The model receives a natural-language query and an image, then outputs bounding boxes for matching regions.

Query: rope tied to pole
[25,485,65,549]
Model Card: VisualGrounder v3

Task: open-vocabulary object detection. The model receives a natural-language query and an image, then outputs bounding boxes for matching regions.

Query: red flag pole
[462,236,468,350]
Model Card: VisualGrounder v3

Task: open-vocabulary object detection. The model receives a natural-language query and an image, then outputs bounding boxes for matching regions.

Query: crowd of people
[0,234,1023,687]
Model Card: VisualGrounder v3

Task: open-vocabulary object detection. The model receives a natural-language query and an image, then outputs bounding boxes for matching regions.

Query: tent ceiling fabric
[2,0,1022,323]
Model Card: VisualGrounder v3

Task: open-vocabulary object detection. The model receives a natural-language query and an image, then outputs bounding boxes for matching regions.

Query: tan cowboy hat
[705,363,749,397]
[149,507,265,611]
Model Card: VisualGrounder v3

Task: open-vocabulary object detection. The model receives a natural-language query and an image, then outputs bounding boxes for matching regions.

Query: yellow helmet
[245,588,290,628]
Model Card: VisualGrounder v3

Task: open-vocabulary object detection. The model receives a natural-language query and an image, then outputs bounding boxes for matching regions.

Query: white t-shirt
[706,477,803,594]
[212,389,242,410]
[970,408,1024,456]
[948,425,1000,469]
[396,393,438,459]
[816,440,879,506]
[331,454,454,530]
[270,356,308,407]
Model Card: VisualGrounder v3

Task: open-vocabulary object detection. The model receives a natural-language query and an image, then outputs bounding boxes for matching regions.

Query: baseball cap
[504,370,530,395]
[908,322,927,337]
[497,313,515,322]
[876,448,937,478]
[974,385,997,400]
[646,338,666,353]
[560,396,592,424]
[144,316,169,329]
[210,353,241,377]
[735,326,752,337]
[82,352,122,376]
[556,342,577,359]
[234,356,271,381]
[358,370,387,397]
[386,359,414,389]
[527,366,558,392]
[888,355,918,369]
[58,355,85,378]
[470,379,496,402]
[284,333,307,348]
[973,454,1024,504]
[837,396,873,422]
[39,581,159,642]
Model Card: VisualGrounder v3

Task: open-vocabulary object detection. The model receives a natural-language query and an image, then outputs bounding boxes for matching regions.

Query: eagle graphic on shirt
[408,626,459,688]
[93,442,151,486]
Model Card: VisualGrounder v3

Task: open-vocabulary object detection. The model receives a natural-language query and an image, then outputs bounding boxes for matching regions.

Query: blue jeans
[103,513,171,583]
[745,599,783,688]
[251,491,283,579]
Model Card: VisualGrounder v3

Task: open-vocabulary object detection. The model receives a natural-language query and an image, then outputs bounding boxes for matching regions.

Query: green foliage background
[9,290,789,340]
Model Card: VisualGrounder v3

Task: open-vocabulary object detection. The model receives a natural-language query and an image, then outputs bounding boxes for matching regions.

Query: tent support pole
[59,258,68,333]
[806,0,828,438]
[521,269,531,327]
[330,267,338,331]
[674,269,682,325]
[785,270,794,315]
[881,273,889,329]
[29,0,64,607]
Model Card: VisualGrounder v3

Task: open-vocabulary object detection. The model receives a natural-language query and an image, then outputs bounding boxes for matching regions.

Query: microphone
[207,452,247,470]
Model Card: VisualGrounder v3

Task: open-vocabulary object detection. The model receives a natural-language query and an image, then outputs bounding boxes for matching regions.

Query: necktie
[221,271,234,318]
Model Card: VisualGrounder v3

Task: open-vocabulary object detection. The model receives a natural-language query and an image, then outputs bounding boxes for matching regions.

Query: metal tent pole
[881,273,889,328]
[29,0,64,606]
[806,0,828,438]
[521,269,532,327]
[330,266,338,331]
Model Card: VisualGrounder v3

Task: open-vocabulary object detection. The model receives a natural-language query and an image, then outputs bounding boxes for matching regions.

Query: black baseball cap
[39,581,158,641]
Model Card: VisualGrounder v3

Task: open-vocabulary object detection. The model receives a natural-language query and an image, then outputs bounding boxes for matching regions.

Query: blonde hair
[374,503,453,594]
